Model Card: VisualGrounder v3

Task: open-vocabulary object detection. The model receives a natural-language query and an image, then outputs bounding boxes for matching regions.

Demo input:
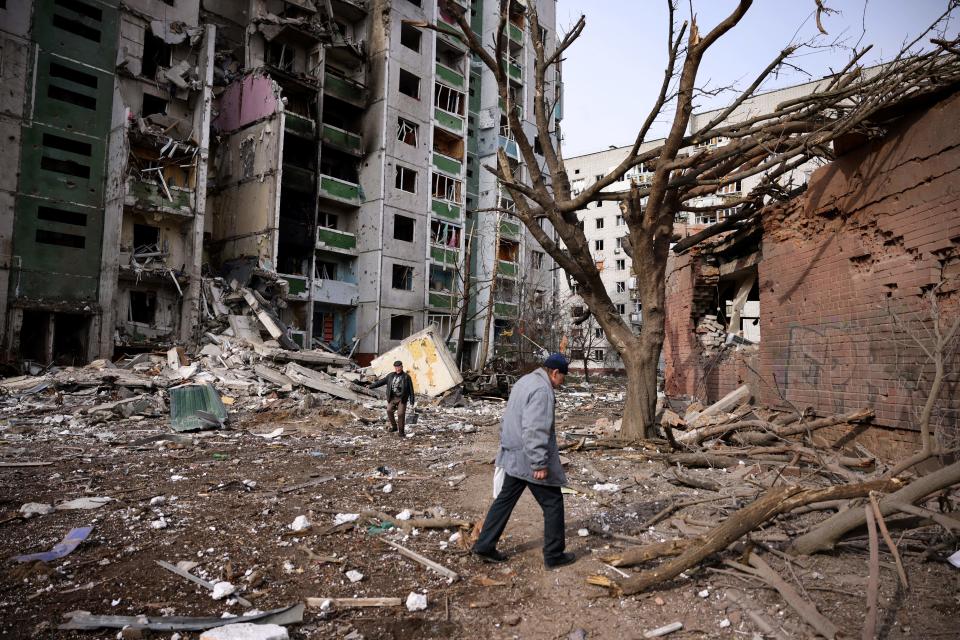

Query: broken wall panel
[213,73,282,133]
[369,325,463,397]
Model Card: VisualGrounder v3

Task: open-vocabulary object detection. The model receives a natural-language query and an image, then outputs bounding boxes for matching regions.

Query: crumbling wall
[758,91,960,435]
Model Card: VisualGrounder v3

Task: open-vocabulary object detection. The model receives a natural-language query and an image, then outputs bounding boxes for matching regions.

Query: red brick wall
[663,252,698,396]
[757,92,960,435]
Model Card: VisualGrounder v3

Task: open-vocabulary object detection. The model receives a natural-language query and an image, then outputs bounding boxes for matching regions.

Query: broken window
[47,60,98,110]
[534,135,543,155]
[129,290,157,323]
[391,264,414,290]
[397,117,419,146]
[316,260,338,280]
[497,239,519,262]
[434,83,464,115]
[594,328,603,338]
[431,172,462,203]
[531,250,544,269]
[430,220,460,247]
[394,214,415,242]
[141,32,171,79]
[133,223,160,251]
[433,126,464,160]
[616,304,625,314]
[268,41,296,72]
[400,23,422,52]
[318,212,339,229]
[718,180,742,194]
[51,0,103,43]
[35,229,85,248]
[616,281,626,293]
[398,68,420,99]
[570,348,584,360]
[142,93,168,117]
[37,206,87,227]
[429,264,454,292]
[395,165,417,193]
[390,314,413,340]
[427,313,454,338]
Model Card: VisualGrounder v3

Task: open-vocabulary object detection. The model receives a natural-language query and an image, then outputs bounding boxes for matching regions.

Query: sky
[556,0,958,157]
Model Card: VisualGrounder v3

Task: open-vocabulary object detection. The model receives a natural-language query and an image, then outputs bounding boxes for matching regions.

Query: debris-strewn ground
[1,379,958,639]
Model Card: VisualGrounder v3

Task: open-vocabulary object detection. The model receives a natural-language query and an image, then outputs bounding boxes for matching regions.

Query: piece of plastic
[12,526,92,563]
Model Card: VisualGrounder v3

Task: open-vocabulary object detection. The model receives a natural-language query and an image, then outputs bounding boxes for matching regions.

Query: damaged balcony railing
[128,242,184,297]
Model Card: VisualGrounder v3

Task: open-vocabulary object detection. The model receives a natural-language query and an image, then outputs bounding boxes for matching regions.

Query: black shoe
[544,552,576,569]
[387,426,398,432]
[472,547,508,563]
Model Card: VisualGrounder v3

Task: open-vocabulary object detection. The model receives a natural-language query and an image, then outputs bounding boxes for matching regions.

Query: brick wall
[758,91,960,437]
[663,252,698,396]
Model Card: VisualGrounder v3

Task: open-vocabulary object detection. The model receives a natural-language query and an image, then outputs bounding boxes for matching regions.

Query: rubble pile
[695,315,727,354]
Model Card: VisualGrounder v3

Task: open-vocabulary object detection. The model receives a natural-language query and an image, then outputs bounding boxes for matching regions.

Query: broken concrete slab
[200,623,289,640]
[253,364,294,387]
[369,326,463,398]
[282,363,364,402]
[59,604,304,631]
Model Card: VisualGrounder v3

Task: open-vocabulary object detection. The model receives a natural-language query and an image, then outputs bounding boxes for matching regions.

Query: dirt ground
[1,381,958,639]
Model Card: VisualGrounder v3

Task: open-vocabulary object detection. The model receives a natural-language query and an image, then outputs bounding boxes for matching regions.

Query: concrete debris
[368,326,463,397]
[405,592,428,612]
[199,623,289,640]
[19,503,56,518]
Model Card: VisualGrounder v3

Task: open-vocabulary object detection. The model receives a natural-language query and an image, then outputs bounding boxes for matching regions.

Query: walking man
[370,360,415,436]
[472,353,575,569]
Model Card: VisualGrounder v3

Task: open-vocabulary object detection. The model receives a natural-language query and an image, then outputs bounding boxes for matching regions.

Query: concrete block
[199,623,289,640]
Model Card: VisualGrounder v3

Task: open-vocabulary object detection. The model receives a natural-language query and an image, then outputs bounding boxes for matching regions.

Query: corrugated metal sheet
[169,383,228,432]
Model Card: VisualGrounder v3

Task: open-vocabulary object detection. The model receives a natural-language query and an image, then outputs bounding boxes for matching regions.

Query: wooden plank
[0,461,53,468]
[381,538,459,582]
[683,385,751,432]
[154,560,253,607]
[305,597,402,609]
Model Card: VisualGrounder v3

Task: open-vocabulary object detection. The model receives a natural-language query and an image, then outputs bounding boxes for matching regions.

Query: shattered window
[395,165,417,193]
[431,220,460,248]
[531,251,544,269]
[616,281,626,293]
[391,264,414,290]
[318,212,338,229]
[434,83,465,115]
[401,23,422,52]
[399,69,420,99]
[394,214,415,242]
[390,315,413,340]
[397,118,419,146]
[431,173,462,203]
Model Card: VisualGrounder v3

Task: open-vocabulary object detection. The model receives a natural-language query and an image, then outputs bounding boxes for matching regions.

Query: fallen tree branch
[886,500,960,532]
[601,538,694,567]
[733,408,874,446]
[668,467,721,492]
[593,478,900,595]
[863,504,880,640]
[869,492,908,589]
[381,538,459,582]
[724,588,790,640]
[361,510,470,532]
[789,460,960,556]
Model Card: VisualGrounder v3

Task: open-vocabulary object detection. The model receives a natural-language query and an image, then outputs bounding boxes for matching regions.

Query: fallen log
[677,419,776,447]
[668,467,721,492]
[788,459,960,556]
[734,408,874,446]
[595,478,901,595]
[601,539,694,567]
[683,385,751,430]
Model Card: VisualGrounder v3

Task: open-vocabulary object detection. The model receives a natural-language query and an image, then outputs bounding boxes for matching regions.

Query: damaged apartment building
[0,0,560,367]
[663,86,960,457]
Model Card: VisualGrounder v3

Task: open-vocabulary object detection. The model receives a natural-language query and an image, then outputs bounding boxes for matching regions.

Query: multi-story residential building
[0,0,559,368]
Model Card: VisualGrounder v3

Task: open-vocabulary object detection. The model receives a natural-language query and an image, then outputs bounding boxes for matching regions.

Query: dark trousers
[387,398,407,435]
[474,473,566,561]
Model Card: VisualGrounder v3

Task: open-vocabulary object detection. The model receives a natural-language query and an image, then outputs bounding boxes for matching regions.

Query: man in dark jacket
[471,353,575,569]
[370,360,416,436]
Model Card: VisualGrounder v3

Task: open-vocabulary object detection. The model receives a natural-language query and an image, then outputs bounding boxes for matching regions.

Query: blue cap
[543,353,569,374]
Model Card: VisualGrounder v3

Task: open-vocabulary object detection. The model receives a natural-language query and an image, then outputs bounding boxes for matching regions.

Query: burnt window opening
[36,229,85,248]
[390,314,413,340]
[55,0,101,20]
[391,264,414,290]
[40,156,90,179]
[141,93,168,117]
[37,206,87,226]
[133,223,160,249]
[400,23,422,52]
[47,83,97,110]
[398,69,420,99]
[393,214,415,242]
[129,290,157,324]
[43,133,91,156]
[319,146,358,183]
[141,33,171,79]
[52,9,102,42]
[268,41,296,72]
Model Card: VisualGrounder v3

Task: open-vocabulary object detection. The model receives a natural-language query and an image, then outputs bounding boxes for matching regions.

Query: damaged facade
[1,0,560,368]
[664,87,960,457]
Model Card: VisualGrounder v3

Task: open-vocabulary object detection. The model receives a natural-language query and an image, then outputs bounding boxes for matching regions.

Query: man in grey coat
[471,353,575,569]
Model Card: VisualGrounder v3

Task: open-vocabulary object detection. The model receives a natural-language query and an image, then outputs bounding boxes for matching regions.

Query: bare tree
[425,0,960,438]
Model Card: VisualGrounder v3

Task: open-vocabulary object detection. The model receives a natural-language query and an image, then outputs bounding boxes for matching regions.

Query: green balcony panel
[507,61,522,82]
[430,246,459,264]
[285,112,316,138]
[431,198,461,220]
[499,220,521,238]
[282,274,308,297]
[320,175,363,205]
[321,124,362,153]
[435,63,465,89]
[432,152,462,176]
[507,22,523,43]
[317,227,357,251]
[429,292,455,309]
[434,108,464,133]
[494,302,518,317]
[498,260,517,277]
[126,178,193,215]
[324,73,365,106]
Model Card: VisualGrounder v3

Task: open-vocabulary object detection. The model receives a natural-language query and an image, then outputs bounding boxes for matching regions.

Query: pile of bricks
[696,315,727,354]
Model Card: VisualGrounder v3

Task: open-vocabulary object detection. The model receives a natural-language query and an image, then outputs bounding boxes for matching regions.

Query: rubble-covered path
[1,382,957,639]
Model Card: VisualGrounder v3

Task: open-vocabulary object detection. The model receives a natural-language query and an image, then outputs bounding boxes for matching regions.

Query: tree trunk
[474,217,501,371]
[454,227,473,369]
[582,356,590,382]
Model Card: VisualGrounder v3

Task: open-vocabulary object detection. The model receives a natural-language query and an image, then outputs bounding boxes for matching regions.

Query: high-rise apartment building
[0,0,560,368]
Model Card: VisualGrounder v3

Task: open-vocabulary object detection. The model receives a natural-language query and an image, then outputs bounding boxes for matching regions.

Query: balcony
[497,260,517,278]
[431,245,459,264]
[284,111,316,139]
[435,62,465,89]
[313,278,360,307]
[324,72,366,107]
[630,312,642,325]
[432,152,462,176]
[125,177,194,217]
[505,22,523,44]
[431,198,461,221]
[503,57,523,83]
[498,135,519,160]
[434,108,464,133]
[282,163,316,193]
[321,123,362,155]
[429,291,455,309]
[319,174,363,205]
[316,226,358,255]
[281,273,309,300]
[494,301,518,317]
[499,219,521,238]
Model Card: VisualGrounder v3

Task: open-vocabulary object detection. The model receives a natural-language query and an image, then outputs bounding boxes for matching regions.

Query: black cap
[393,360,403,367]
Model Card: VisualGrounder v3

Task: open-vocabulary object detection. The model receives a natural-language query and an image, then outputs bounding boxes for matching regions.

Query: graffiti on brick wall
[783,322,883,413]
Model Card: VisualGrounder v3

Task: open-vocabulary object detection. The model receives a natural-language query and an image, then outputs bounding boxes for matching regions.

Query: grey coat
[495,368,566,487]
